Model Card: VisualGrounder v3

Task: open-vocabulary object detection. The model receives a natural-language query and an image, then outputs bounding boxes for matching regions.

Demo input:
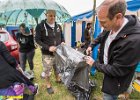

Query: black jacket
[0,41,33,89]
[91,15,140,95]
[0,41,17,68]
[16,33,35,53]
[0,41,19,88]
[35,20,64,55]
[84,28,91,42]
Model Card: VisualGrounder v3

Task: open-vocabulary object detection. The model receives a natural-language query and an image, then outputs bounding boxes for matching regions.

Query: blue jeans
[19,49,35,71]
[103,93,118,100]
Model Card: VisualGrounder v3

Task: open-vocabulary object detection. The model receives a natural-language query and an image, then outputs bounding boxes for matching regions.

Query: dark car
[0,28,19,62]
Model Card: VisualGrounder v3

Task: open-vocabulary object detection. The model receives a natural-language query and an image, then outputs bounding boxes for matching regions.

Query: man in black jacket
[35,10,64,94]
[84,23,92,49]
[86,0,140,99]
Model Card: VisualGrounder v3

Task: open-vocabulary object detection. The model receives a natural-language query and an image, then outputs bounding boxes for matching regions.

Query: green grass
[33,49,74,100]
[32,48,139,100]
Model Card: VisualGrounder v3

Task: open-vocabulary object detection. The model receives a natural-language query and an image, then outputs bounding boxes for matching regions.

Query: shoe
[24,70,34,80]
[24,71,31,79]
[33,83,39,95]
[29,70,34,76]
[28,70,34,80]
[47,87,54,94]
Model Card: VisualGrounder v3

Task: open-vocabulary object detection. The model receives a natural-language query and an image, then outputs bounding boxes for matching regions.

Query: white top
[103,18,128,64]
[46,22,55,29]
[44,22,55,36]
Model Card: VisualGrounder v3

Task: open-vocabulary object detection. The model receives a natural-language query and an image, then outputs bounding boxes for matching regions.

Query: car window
[0,32,9,42]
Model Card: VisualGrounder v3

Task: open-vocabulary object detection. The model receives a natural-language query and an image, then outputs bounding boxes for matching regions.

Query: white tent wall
[64,18,92,47]
[126,10,140,18]
[76,21,82,43]
[63,22,72,46]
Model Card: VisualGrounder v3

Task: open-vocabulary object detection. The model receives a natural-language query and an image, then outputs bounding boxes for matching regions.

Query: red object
[0,28,19,62]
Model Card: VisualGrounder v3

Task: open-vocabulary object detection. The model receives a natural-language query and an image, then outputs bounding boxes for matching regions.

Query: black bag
[55,44,95,100]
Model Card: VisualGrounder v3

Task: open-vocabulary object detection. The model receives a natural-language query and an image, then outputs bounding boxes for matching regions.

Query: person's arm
[90,31,105,49]
[0,41,17,68]
[86,31,104,55]
[87,37,140,77]
[15,32,20,41]
[35,24,49,50]
[15,33,20,49]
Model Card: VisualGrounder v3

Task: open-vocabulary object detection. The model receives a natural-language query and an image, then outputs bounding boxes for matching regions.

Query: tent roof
[127,0,140,11]
[66,10,94,22]
[66,0,140,22]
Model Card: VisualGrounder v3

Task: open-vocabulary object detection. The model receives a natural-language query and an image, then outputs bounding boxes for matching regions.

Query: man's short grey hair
[46,10,56,15]
[97,0,127,20]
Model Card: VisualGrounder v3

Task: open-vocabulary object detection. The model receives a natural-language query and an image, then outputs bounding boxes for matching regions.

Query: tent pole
[35,18,38,24]
[137,10,139,17]
[5,10,15,25]
[15,10,22,25]
[91,0,96,42]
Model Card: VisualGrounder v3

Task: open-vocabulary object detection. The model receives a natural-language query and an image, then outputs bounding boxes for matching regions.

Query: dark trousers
[19,49,35,71]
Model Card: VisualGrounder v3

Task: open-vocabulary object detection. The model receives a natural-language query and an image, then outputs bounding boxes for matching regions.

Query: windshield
[0,32,9,42]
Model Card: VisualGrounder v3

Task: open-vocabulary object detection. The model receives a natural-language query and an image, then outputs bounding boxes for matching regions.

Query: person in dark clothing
[0,41,38,95]
[86,0,140,100]
[16,23,35,77]
[35,10,64,94]
[84,23,92,49]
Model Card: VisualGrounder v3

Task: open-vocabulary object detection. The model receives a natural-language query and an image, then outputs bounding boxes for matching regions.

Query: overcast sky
[53,0,104,16]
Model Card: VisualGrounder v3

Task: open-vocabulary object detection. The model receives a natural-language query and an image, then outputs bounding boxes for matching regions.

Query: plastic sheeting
[55,44,95,100]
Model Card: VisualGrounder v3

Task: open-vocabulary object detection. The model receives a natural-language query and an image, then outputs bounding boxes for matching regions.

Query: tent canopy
[127,0,140,11]
[66,10,94,22]
[0,0,71,25]
[66,0,140,22]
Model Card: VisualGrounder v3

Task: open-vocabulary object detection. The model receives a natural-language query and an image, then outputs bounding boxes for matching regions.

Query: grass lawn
[32,48,139,100]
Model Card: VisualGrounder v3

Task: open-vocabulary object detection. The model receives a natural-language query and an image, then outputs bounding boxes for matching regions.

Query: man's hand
[86,46,92,56]
[49,46,57,52]
[85,56,95,66]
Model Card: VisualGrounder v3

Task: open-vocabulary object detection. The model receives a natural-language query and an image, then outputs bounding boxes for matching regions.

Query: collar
[46,21,55,28]
[110,18,128,36]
